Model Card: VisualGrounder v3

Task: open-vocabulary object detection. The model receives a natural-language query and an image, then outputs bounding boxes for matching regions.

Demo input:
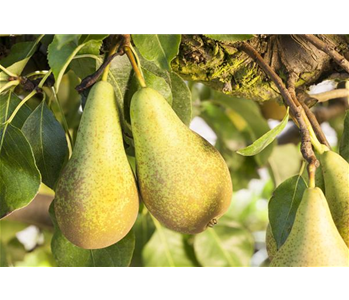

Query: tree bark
[172,35,349,102]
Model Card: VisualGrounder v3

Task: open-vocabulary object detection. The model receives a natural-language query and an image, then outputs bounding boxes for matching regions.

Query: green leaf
[237,108,289,156]
[142,220,196,267]
[48,36,85,90]
[50,203,135,267]
[78,40,103,56]
[132,34,181,71]
[143,69,172,104]
[0,124,41,218]
[339,110,349,162]
[0,36,42,78]
[107,55,133,127]
[131,208,155,267]
[48,34,107,90]
[79,34,109,44]
[55,35,81,49]
[0,92,32,128]
[194,221,254,267]
[22,101,68,189]
[268,175,307,249]
[205,34,254,43]
[70,57,98,80]
[170,72,192,126]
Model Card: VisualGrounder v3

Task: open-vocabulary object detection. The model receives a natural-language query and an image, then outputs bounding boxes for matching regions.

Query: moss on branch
[172,35,349,102]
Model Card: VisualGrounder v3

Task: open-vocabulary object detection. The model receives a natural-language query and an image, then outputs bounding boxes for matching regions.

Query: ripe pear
[270,187,349,267]
[130,87,232,234]
[54,81,139,249]
[319,150,349,247]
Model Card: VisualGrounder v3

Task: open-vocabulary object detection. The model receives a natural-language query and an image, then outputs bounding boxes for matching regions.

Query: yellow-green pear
[54,81,139,249]
[130,87,232,234]
[319,150,349,247]
[270,187,349,267]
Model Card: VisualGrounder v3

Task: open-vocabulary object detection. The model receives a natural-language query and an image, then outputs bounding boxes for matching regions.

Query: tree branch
[237,42,318,168]
[303,34,349,73]
[311,89,349,103]
[297,91,331,148]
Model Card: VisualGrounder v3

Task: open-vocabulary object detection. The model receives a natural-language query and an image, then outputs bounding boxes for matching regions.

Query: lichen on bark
[172,34,349,103]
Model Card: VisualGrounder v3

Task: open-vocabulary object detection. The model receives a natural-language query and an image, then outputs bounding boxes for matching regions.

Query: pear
[54,81,139,249]
[130,87,232,234]
[265,224,277,260]
[319,150,349,247]
[270,187,349,267]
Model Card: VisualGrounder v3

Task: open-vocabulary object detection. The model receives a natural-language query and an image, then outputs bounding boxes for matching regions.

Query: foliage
[0,34,347,267]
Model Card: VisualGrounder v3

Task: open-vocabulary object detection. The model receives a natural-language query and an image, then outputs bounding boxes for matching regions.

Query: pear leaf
[0,124,41,218]
[237,108,289,156]
[22,101,68,189]
[194,221,254,267]
[268,175,307,249]
[142,219,196,267]
[132,34,181,71]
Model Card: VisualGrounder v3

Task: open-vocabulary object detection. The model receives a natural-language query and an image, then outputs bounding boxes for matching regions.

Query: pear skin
[54,81,139,249]
[270,188,349,267]
[130,87,232,234]
[319,150,349,247]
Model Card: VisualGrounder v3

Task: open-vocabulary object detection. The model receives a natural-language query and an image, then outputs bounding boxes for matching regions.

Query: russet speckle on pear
[319,150,349,247]
[54,81,139,249]
[130,87,232,234]
[270,187,349,267]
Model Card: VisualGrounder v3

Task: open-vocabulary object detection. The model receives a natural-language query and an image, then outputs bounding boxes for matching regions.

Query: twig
[75,52,119,92]
[303,34,349,73]
[278,98,348,145]
[311,89,349,103]
[237,42,318,167]
[298,95,331,148]
[75,34,131,92]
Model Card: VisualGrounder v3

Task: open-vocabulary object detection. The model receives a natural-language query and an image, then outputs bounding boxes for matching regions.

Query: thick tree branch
[303,34,349,73]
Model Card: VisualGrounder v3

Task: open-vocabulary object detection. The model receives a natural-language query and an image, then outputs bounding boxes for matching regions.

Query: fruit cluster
[54,82,233,249]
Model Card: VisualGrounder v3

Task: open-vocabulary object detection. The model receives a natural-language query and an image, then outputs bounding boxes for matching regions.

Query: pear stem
[124,46,146,88]
[101,43,119,82]
[308,163,316,188]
